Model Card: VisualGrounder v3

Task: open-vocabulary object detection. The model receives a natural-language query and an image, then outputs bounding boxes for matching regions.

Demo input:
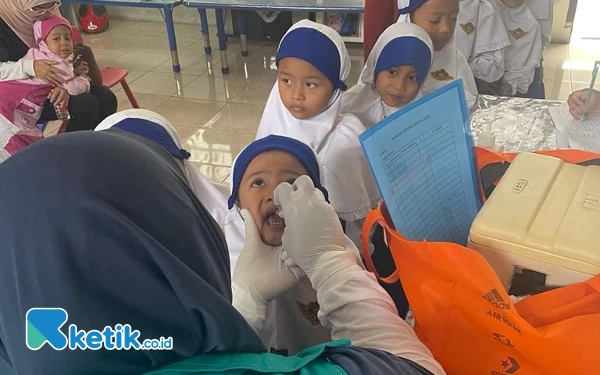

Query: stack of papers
[548,106,600,151]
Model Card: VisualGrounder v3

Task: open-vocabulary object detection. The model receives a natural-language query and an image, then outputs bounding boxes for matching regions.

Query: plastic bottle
[53,101,71,121]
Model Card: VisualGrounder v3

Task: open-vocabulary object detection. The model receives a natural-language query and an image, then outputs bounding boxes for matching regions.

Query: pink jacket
[0,15,89,160]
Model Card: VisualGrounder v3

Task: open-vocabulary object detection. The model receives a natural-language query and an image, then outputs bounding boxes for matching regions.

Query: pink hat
[34,15,71,46]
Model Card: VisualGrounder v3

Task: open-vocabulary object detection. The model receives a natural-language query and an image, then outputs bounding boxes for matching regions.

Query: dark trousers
[40,84,117,132]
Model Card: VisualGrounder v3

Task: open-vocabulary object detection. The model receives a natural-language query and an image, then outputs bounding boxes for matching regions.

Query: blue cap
[399,0,429,15]
[112,118,191,160]
[276,27,347,91]
[228,135,329,209]
[375,36,433,85]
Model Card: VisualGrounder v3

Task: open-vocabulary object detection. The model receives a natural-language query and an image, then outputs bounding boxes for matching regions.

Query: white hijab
[255,20,380,222]
[455,0,511,59]
[96,109,245,271]
[495,0,542,73]
[341,22,434,127]
[473,0,511,56]
[397,0,479,107]
[256,20,351,151]
[454,0,481,59]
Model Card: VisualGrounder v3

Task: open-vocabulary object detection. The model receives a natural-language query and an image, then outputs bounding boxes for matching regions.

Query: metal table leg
[198,8,212,55]
[215,9,229,75]
[164,8,181,73]
[238,11,249,57]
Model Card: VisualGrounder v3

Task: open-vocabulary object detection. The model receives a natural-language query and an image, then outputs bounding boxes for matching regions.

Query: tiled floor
[44,20,600,184]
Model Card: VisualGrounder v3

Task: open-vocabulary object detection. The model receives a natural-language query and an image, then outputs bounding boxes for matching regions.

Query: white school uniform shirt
[495,0,543,95]
[95,109,246,272]
[455,0,511,83]
[397,0,479,108]
[255,20,381,244]
[341,22,434,128]
[527,0,558,48]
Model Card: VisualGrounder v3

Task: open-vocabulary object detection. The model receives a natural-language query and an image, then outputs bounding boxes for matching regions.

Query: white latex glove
[274,175,350,289]
[232,209,305,332]
[275,177,447,375]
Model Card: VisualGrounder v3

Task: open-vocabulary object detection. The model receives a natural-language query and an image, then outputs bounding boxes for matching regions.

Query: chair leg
[57,120,69,134]
[120,79,140,109]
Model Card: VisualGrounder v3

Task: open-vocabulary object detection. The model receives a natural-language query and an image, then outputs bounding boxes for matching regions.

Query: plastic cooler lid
[470,152,600,275]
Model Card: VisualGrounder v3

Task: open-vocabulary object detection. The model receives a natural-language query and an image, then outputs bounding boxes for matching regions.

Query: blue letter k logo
[26,308,68,350]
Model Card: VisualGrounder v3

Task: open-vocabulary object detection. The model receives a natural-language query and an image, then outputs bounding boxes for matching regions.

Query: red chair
[71,26,140,109]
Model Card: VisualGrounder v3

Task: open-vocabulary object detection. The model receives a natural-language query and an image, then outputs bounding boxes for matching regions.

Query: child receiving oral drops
[228,135,354,356]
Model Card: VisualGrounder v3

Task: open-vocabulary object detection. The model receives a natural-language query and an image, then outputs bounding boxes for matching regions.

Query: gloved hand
[274,175,354,289]
[232,209,305,332]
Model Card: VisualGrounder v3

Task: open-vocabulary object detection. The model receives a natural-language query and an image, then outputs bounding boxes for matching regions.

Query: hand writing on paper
[568,89,600,120]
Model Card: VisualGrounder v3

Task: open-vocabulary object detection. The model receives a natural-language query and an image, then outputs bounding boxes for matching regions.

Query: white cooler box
[468,152,600,290]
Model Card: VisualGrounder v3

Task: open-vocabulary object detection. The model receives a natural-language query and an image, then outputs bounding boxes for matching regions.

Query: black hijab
[0,131,264,374]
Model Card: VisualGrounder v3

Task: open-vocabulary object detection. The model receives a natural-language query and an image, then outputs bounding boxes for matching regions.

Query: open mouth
[265,207,285,228]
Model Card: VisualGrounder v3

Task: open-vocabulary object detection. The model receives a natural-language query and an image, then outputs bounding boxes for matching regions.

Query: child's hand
[48,87,70,107]
[500,81,513,97]
[74,61,89,77]
[568,89,600,120]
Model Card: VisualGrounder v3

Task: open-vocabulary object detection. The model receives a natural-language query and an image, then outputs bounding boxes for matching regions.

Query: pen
[581,60,600,122]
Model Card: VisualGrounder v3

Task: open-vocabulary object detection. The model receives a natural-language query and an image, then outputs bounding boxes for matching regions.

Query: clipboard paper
[359,80,481,246]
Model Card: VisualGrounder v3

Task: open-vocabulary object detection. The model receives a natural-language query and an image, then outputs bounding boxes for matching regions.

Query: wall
[551,0,576,43]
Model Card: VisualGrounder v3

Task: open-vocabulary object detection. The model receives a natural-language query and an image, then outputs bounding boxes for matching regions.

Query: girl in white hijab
[454,0,511,95]
[495,0,544,98]
[341,22,434,127]
[95,109,245,271]
[255,20,380,248]
[397,0,479,109]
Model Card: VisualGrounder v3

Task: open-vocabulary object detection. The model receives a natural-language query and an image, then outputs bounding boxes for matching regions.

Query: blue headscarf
[398,0,429,15]
[375,36,433,85]
[0,132,264,374]
[111,118,191,160]
[276,25,347,91]
[228,135,329,209]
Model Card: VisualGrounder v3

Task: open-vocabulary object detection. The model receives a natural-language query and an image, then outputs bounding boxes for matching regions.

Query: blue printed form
[359,80,481,245]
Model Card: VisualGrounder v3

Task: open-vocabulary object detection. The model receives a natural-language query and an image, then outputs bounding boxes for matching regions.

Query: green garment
[144,340,351,375]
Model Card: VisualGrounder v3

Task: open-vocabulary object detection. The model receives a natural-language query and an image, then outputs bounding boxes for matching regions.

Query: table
[62,0,183,73]
[183,0,364,74]
[470,95,563,152]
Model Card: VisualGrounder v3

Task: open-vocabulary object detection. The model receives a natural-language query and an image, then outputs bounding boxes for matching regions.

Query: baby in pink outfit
[0,15,89,161]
